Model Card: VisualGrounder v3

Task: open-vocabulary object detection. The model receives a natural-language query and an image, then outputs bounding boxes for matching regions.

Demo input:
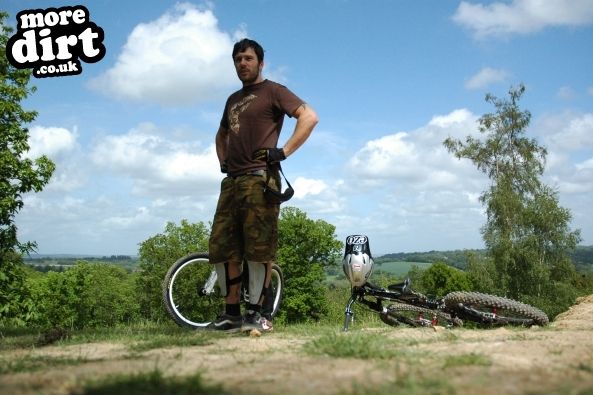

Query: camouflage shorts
[209,170,281,264]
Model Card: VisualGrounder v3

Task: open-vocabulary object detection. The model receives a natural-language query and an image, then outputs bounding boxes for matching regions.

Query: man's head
[232,38,264,62]
[232,38,264,86]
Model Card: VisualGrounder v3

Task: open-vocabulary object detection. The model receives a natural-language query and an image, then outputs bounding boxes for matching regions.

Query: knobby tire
[444,291,549,326]
[381,303,461,328]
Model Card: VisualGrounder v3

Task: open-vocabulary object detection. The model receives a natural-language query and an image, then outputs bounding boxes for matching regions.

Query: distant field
[326,260,432,286]
[374,260,433,277]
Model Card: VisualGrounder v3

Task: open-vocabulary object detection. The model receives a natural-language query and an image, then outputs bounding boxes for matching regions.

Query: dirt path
[1,295,593,395]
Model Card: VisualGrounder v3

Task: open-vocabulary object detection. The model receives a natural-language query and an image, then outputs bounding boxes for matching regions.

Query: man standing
[208,39,318,332]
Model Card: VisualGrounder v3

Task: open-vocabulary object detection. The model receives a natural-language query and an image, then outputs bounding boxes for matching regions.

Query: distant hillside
[377,245,593,273]
[376,249,487,269]
[23,254,139,272]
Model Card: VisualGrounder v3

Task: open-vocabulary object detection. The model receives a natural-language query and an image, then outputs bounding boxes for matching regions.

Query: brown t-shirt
[220,79,304,176]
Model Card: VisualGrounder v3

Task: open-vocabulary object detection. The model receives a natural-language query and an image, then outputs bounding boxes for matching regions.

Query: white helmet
[342,235,374,287]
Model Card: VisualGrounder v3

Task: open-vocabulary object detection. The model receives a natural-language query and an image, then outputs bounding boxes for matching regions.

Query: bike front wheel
[444,291,549,326]
[262,263,283,319]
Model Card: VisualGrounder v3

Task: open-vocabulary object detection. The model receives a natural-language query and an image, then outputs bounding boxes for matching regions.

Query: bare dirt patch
[1,296,593,395]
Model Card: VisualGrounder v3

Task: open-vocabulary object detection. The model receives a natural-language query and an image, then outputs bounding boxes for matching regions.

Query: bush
[277,207,342,323]
[30,262,139,329]
[0,251,37,327]
[417,262,471,297]
[136,220,209,321]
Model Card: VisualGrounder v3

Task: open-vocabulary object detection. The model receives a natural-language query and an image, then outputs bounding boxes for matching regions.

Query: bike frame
[343,280,529,330]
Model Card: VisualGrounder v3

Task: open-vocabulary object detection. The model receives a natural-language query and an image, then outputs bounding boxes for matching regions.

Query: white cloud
[102,206,151,229]
[25,126,77,159]
[24,126,87,192]
[465,67,509,90]
[349,132,418,179]
[293,177,328,199]
[557,86,576,101]
[88,3,242,105]
[526,112,593,196]
[453,0,593,39]
[348,109,480,189]
[576,157,593,172]
[91,122,221,195]
[539,112,593,151]
[331,109,495,252]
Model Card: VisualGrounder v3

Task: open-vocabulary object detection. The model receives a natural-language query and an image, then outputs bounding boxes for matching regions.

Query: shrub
[136,220,209,321]
[418,262,471,297]
[0,251,37,327]
[30,262,139,329]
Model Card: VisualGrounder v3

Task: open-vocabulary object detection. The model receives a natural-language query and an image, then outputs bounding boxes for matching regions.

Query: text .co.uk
[6,5,106,78]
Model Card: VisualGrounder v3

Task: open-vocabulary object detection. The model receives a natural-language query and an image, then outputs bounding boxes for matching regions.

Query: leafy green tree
[418,262,471,297]
[30,261,139,329]
[136,220,209,320]
[1,12,55,326]
[444,85,581,302]
[1,12,55,254]
[277,207,343,322]
[465,252,498,294]
[0,250,37,326]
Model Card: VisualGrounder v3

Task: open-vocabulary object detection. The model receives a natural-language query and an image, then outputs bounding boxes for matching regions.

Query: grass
[0,355,91,375]
[0,320,590,395]
[346,373,454,395]
[375,261,433,277]
[303,331,403,360]
[73,368,229,395]
[126,331,215,352]
[0,321,219,354]
[442,352,492,368]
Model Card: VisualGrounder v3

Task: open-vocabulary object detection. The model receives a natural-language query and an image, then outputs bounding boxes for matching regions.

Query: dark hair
[232,38,264,62]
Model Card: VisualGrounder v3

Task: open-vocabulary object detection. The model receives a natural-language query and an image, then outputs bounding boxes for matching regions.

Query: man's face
[233,47,263,85]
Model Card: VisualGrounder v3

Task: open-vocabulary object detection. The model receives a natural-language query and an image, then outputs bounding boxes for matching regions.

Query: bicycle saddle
[388,278,411,293]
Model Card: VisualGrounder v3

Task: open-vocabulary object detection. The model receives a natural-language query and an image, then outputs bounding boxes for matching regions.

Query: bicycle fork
[343,294,357,331]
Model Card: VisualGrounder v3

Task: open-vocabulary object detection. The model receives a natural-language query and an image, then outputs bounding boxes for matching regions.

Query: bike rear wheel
[381,303,460,328]
[444,291,549,326]
[162,252,284,329]
[163,252,222,329]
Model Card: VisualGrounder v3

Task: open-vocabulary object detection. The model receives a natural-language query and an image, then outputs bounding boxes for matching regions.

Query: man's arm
[282,104,319,158]
[215,125,229,168]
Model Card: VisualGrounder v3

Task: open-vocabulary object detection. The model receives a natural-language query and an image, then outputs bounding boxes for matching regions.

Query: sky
[3,0,593,256]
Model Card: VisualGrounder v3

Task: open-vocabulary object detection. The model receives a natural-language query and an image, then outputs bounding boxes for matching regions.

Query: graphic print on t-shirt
[229,94,257,134]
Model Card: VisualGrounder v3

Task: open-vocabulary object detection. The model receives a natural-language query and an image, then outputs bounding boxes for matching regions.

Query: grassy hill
[376,245,593,273]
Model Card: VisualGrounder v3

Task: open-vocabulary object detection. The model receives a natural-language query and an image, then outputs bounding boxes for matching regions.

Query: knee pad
[246,260,268,305]
[214,262,242,297]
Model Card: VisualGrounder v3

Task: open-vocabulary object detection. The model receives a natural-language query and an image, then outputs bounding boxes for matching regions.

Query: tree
[1,12,55,326]
[443,84,581,302]
[419,262,471,297]
[277,207,343,322]
[1,12,55,255]
[30,261,139,329]
[136,220,209,320]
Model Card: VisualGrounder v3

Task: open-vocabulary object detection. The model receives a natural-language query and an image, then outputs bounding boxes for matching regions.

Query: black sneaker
[242,310,271,333]
[206,313,242,333]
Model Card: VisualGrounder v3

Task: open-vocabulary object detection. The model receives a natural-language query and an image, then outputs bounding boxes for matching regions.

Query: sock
[225,303,240,317]
[247,303,261,314]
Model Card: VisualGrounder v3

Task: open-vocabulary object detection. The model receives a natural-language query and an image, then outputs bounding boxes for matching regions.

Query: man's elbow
[307,107,319,128]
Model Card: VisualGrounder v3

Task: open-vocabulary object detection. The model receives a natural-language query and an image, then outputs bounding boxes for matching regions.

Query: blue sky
[4,0,593,256]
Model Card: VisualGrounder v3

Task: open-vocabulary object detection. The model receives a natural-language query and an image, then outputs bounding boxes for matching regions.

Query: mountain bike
[341,235,549,331]
[162,252,284,329]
